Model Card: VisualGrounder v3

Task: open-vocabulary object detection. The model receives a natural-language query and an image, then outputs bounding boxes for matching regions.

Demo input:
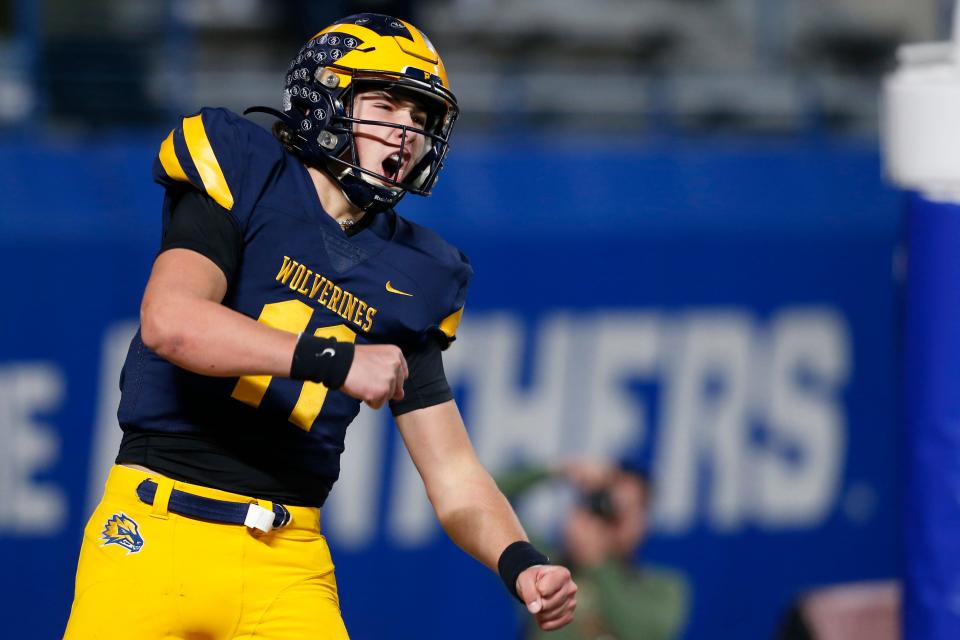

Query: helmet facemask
[324,74,458,204]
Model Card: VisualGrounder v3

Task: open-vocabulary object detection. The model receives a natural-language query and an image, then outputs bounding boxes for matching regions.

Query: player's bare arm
[395,400,577,630]
[141,247,406,407]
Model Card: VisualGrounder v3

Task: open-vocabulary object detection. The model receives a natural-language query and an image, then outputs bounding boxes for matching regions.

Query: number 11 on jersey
[231,299,357,431]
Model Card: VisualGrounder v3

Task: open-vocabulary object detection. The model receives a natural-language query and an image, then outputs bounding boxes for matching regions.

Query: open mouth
[381,151,409,182]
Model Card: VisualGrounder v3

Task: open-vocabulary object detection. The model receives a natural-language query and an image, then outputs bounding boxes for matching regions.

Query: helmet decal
[346,14,414,40]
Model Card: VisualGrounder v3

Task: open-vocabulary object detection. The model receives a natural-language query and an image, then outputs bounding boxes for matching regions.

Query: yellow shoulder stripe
[439,307,464,338]
[182,114,235,210]
[158,130,189,184]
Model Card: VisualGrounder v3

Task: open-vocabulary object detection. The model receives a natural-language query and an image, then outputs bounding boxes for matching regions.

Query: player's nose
[387,119,422,147]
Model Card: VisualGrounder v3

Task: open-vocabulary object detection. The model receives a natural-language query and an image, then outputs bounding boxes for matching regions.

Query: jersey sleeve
[161,190,243,283]
[153,108,249,221]
[431,249,473,350]
[389,335,453,416]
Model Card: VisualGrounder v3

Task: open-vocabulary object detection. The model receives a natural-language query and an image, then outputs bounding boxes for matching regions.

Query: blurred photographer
[498,460,690,640]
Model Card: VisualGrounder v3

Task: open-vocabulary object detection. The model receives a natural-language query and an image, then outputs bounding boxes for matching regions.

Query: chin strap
[338,172,404,213]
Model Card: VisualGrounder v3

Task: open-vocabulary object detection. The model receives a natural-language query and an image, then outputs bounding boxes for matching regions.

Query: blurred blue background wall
[0,0,929,637]
[0,132,903,638]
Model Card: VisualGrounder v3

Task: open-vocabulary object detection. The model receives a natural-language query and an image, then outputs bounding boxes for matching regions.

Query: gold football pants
[64,465,350,639]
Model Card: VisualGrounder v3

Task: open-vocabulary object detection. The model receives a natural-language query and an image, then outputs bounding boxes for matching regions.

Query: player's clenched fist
[342,344,408,409]
[516,564,578,631]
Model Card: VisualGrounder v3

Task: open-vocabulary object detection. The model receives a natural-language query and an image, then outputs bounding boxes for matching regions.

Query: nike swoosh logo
[321,348,336,358]
[385,281,413,297]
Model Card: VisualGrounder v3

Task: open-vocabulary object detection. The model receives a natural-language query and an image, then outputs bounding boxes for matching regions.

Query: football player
[64,13,576,639]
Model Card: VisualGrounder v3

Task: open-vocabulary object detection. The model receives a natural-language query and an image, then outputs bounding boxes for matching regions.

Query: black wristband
[289,334,355,389]
[498,541,549,603]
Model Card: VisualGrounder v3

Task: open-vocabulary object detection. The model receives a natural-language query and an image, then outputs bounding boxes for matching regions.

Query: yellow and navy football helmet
[247,13,458,212]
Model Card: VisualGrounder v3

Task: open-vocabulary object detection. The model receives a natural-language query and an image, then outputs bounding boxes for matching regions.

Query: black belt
[136,479,291,532]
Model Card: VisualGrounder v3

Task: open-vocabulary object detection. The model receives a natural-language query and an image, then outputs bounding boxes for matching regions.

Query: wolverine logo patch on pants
[100,513,144,553]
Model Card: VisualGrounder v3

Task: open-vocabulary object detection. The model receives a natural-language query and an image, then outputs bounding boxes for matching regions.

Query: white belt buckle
[244,503,275,533]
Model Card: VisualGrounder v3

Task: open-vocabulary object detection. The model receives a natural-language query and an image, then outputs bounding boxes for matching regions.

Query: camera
[581,487,618,522]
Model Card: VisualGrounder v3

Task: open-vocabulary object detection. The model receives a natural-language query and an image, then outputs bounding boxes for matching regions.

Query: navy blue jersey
[117,107,471,504]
